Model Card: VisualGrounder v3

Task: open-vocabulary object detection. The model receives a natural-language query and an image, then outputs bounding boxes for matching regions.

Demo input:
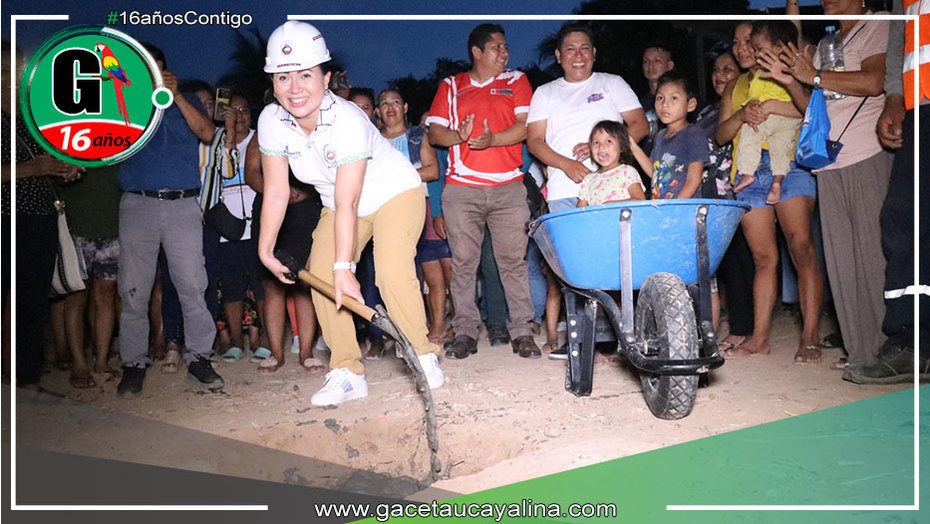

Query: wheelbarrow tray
[530,199,749,291]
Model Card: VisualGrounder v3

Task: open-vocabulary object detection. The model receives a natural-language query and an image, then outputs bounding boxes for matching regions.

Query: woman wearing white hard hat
[257,21,444,406]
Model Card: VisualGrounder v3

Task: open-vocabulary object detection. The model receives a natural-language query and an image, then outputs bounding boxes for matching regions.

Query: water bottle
[819,26,846,100]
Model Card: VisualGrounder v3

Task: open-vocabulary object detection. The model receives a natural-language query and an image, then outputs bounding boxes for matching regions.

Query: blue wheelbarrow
[529,200,749,419]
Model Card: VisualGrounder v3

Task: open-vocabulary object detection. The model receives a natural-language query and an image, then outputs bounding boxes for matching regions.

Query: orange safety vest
[903,0,930,109]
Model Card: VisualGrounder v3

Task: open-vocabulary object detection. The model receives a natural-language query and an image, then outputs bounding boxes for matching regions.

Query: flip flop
[717,336,747,352]
[722,344,770,358]
[301,357,326,373]
[221,347,244,363]
[249,347,272,363]
[427,331,450,346]
[794,344,823,364]
[92,368,120,382]
[821,333,844,349]
[257,356,285,373]
[162,348,181,373]
[541,338,560,353]
[69,374,96,389]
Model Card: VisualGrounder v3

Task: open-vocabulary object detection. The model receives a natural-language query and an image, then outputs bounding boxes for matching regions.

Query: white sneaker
[418,353,445,390]
[310,368,368,406]
[314,335,330,352]
[290,336,300,354]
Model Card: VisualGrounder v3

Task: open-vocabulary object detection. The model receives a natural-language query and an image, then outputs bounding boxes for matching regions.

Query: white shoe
[290,336,300,354]
[310,368,368,406]
[418,353,445,390]
[314,335,330,352]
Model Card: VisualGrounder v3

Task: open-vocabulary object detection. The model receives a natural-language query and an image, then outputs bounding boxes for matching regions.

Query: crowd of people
[2,0,927,406]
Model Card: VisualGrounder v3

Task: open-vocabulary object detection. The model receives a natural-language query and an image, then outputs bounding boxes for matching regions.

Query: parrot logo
[94,43,132,125]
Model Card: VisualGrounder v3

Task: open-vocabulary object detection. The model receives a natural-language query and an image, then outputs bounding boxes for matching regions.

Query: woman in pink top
[759,0,891,372]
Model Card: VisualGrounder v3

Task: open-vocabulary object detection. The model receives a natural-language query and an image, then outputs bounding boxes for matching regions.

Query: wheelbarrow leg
[564,289,596,396]
[693,204,718,359]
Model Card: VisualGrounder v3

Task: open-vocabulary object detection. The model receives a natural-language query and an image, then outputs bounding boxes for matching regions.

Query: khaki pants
[737,115,801,177]
[308,188,437,374]
[442,181,535,340]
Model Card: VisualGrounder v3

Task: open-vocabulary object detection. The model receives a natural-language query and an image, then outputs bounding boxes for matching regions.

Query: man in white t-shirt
[526,24,648,360]
[527,24,648,211]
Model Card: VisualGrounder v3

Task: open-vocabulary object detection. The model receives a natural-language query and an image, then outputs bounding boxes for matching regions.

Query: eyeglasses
[230,106,250,114]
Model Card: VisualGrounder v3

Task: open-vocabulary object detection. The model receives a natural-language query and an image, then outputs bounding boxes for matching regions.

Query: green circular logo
[20,26,166,167]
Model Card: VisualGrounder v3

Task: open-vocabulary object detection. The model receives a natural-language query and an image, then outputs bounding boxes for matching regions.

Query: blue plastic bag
[795,88,842,169]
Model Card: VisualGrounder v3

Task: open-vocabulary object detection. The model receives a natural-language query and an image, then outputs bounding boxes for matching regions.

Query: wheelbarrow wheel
[635,273,699,420]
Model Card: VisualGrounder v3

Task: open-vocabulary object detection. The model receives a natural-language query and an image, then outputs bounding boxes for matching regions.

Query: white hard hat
[264,21,331,73]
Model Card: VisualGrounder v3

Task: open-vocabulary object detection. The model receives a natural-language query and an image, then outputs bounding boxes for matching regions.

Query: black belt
[129,188,200,200]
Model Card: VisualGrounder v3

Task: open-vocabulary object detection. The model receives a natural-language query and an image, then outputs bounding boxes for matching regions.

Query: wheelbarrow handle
[295,269,376,322]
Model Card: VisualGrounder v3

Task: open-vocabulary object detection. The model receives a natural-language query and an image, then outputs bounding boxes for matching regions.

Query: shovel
[275,250,442,481]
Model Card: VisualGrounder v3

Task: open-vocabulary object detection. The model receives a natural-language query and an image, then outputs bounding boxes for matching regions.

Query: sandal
[69,374,96,389]
[427,331,450,346]
[718,335,747,352]
[249,347,271,363]
[93,365,120,381]
[162,348,181,373]
[221,347,243,363]
[257,356,285,373]
[722,343,770,358]
[833,356,848,370]
[542,338,560,353]
[821,333,844,349]
[301,357,326,373]
[794,344,823,364]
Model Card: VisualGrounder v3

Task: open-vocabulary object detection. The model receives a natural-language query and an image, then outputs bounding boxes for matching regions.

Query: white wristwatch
[813,70,823,89]
[333,261,357,273]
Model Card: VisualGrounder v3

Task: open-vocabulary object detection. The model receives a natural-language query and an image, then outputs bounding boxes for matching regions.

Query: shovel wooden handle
[296,269,376,322]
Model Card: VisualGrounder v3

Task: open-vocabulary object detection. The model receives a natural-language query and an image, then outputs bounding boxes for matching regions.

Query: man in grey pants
[116,44,223,395]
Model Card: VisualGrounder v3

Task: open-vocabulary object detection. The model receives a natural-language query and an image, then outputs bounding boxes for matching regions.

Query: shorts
[736,149,816,208]
[416,238,451,264]
[73,236,119,281]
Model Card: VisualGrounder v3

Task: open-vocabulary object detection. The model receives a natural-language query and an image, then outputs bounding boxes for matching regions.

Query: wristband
[333,261,356,273]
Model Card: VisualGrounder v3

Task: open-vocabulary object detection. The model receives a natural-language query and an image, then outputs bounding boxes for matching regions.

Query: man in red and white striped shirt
[426,23,541,360]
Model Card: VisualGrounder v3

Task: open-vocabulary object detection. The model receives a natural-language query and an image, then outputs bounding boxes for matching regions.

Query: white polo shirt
[527,72,641,201]
[257,92,420,217]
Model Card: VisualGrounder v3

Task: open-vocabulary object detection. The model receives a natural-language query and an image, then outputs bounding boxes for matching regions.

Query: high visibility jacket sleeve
[903,0,930,108]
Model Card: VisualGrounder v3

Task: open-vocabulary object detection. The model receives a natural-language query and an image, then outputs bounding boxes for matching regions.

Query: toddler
[732,20,803,204]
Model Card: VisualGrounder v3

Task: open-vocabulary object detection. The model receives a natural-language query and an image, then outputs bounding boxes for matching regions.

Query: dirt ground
[15,306,911,497]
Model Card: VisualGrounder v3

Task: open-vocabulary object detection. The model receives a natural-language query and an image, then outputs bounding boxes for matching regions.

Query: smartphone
[213,88,232,121]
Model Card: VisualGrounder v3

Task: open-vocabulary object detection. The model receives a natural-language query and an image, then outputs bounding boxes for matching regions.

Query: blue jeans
[478,226,508,329]
[547,197,578,213]
[736,150,816,208]
[525,238,546,322]
[356,239,385,340]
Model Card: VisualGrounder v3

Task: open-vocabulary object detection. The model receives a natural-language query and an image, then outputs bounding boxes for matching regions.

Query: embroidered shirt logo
[490,88,513,96]
[323,145,336,164]
[587,93,604,103]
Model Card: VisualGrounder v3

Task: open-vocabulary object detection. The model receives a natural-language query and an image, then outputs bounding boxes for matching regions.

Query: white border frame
[8,14,267,512]
[5,10,920,515]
